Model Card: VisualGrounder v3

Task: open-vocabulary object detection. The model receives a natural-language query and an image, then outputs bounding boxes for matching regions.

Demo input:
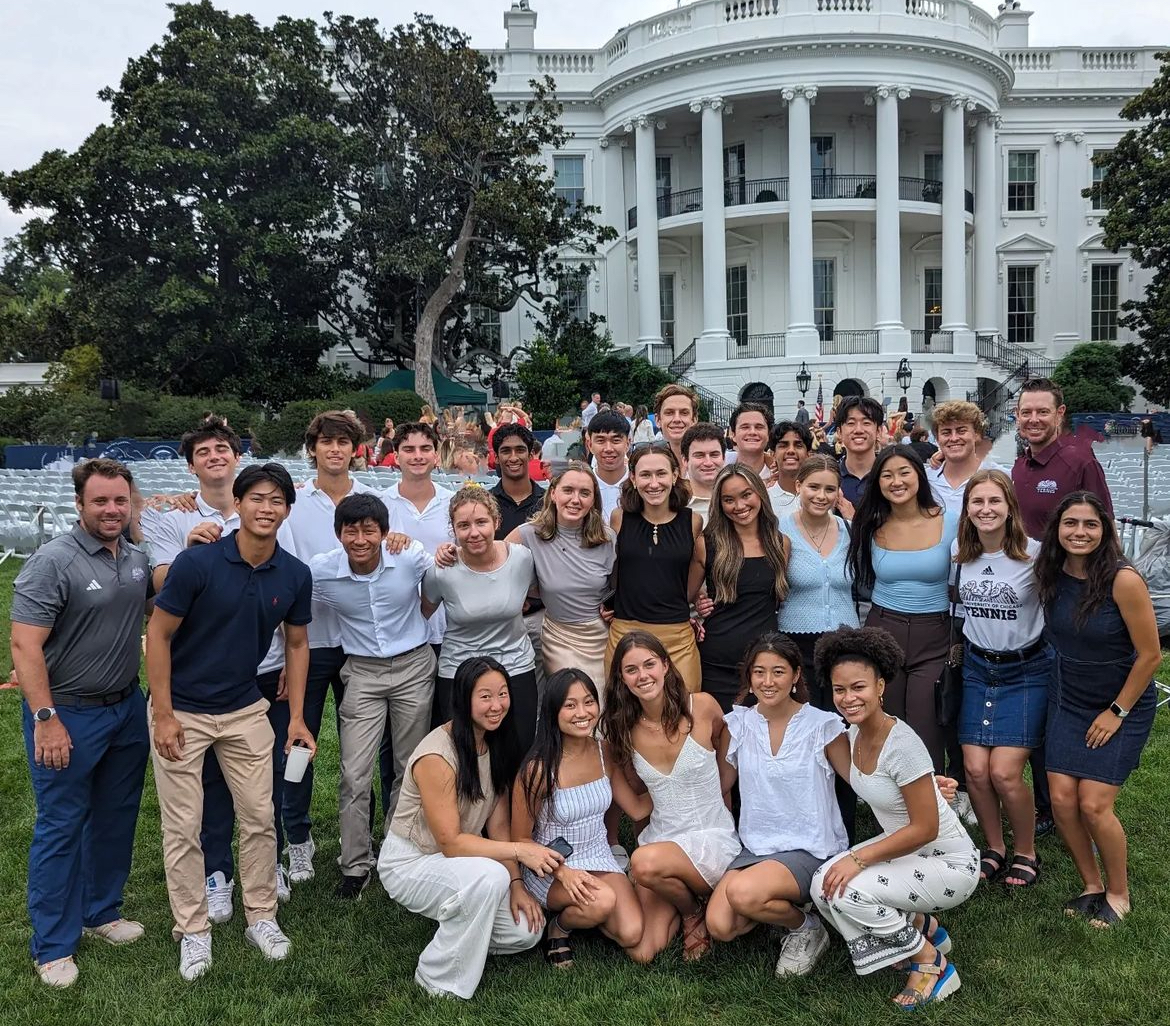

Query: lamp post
[896,358,913,395]
[796,361,811,397]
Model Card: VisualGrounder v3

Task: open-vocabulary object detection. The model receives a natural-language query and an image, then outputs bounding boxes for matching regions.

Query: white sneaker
[205,871,234,924]
[83,918,145,945]
[276,864,291,904]
[774,915,830,977]
[610,843,631,873]
[951,791,979,828]
[287,834,316,883]
[245,919,291,961]
[179,932,212,981]
[36,956,79,988]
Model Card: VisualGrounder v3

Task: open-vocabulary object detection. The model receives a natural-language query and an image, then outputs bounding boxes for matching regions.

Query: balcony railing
[820,330,879,355]
[911,329,954,353]
[727,333,787,360]
[974,332,1056,378]
[627,173,972,229]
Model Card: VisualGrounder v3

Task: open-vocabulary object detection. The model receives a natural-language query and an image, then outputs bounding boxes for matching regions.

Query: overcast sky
[3,0,1168,242]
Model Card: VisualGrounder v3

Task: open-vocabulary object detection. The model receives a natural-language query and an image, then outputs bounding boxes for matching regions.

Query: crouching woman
[377,656,565,999]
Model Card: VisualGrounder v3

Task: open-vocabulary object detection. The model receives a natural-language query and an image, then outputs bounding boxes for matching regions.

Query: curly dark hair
[813,625,904,696]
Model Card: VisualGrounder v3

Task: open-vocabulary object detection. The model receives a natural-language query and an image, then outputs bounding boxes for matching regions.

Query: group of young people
[13,377,1160,1010]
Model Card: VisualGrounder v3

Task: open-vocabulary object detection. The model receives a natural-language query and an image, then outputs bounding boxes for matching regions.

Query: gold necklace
[800,511,832,553]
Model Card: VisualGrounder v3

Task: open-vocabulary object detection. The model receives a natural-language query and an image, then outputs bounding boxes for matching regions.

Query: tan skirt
[541,616,609,697]
[605,618,702,695]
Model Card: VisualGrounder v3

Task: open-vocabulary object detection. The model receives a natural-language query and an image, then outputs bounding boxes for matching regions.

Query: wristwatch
[34,707,57,723]
[1109,702,1129,719]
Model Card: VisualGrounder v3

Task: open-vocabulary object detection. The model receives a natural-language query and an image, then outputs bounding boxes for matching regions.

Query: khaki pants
[150,698,276,939]
[339,646,436,877]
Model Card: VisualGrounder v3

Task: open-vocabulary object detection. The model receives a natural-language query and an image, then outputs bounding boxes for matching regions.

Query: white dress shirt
[928,459,1004,517]
[309,543,434,659]
[595,470,628,524]
[382,481,455,645]
[141,493,240,569]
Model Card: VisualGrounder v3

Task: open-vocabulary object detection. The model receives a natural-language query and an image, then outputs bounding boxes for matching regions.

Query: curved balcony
[626,175,973,230]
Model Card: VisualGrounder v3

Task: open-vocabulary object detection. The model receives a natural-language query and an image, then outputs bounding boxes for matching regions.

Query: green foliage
[336,389,425,431]
[42,344,103,394]
[515,338,579,430]
[1053,342,1135,412]
[0,237,76,361]
[0,385,55,441]
[1094,53,1170,405]
[251,389,424,454]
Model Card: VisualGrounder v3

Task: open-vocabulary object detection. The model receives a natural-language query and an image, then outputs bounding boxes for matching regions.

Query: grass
[1,557,1169,1026]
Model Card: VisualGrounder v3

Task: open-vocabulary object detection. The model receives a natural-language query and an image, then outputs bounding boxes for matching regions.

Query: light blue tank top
[870,510,959,613]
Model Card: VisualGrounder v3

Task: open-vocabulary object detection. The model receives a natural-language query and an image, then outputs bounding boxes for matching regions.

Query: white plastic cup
[284,742,312,783]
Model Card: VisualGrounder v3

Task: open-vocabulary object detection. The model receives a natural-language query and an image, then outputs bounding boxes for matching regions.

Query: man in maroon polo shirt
[1012,378,1114,541]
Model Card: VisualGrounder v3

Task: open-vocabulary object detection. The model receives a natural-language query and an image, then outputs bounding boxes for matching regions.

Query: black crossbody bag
[934,563,964,728]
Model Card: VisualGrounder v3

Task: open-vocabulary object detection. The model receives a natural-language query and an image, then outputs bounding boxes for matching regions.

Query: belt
[967,638,1047,665]
[51,683,136,709]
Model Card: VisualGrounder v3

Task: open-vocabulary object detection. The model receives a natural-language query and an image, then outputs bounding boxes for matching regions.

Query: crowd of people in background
[11,375,1161,1011]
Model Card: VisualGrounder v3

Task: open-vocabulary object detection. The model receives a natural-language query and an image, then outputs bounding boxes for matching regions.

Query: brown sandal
[681,903,711,962]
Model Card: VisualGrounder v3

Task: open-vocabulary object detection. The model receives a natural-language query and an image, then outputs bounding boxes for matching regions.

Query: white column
[1051,130,1085,356]
[940,95,972,331]
[783,85,818,353]
[870,85,909,334]
[631,114,662,346]
[974,112,999,335]
[694,97,729,347]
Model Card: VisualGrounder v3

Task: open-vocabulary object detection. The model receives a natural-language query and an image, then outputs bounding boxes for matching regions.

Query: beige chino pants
[150,697,277,938]
[338,645,436,877]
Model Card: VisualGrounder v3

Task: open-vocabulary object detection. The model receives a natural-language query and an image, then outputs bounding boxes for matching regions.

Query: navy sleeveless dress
[1043,570,1157,786]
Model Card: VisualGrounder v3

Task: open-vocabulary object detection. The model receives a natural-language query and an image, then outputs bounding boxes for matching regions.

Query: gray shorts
[726,847,826,905]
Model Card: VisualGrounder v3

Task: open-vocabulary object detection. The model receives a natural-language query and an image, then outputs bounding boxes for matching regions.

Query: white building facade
[484,0,1162,421]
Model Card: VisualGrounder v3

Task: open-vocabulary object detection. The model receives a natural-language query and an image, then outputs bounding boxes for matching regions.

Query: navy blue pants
[23,688,149,963]
[202,669,287,879]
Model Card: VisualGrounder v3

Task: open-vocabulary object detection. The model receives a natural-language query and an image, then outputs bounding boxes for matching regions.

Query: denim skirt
[958,644,1053,748]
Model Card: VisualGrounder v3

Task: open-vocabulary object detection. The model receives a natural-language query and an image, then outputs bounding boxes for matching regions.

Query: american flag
[814,379,824,426]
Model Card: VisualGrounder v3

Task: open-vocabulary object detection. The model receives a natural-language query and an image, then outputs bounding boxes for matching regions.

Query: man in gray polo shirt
[11,458,152,988]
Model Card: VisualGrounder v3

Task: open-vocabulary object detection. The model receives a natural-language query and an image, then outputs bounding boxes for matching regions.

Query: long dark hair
[519,668,601,822]
[1035,491,1127,628]
[734,632,809,705]
[704,465,789,605]
[846,445,941,592]
[602,630,691,765]
[449,656,523,804]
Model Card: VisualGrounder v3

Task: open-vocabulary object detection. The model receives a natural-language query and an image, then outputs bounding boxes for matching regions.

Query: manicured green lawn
[1,557,1168,1026]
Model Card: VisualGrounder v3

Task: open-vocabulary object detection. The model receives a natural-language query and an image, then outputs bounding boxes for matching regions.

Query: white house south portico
[479,1,1161,421]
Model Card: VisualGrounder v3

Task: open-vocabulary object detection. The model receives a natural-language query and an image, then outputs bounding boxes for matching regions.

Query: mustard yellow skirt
[541,616,609,697]
[604,618,702,695]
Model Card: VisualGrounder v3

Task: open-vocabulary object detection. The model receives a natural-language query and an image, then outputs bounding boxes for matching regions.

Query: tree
[320,15,617,407]
[0,1,348,406]
[1053,342,1135,413]
[43,344,103,394]
[515,338,579,430]
[1093,52,1170,405]
[0,237,76,362]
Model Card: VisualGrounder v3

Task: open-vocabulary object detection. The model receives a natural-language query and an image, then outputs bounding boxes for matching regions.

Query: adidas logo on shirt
[981,566,995,576]
[85,579,103,591]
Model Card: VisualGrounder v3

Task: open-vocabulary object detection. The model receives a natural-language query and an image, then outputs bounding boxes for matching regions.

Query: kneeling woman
[378,657,565,1000]
[705,633,850,977]
[811,627,979,1009]
[512,669,646,967]
[602,631,740,963]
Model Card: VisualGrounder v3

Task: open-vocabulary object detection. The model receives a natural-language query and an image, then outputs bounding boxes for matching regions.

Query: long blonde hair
[703,464,789,605]
[530,462,610,548]
[955,469,1030,563]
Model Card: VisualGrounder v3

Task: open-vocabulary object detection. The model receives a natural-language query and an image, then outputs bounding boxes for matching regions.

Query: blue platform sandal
[894,949,961,1009]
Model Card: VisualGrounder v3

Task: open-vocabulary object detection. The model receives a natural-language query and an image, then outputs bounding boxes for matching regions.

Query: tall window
[553,156,585,209]
[923,152,943,184]
[923,268,943,333]
[558,271,588,323]
[811,136,835,198]
[1090,264,1120,341]
[814,258,835,341]
[1006,265,1036,346]
[723,144,746,206]
[659,273,676,347]
[726,264,748,346]
[1007,151,1037,212]
[1090,150,1114,210]
[656,156,673,217]
[469,304,501,350]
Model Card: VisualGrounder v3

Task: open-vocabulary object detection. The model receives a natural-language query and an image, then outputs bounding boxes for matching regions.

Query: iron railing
[911,329,955,353]
[821,330,879,355]
[812,174,878,200]
[975,332,1056,378]
[727,333,787,360]
[669,342,697,376]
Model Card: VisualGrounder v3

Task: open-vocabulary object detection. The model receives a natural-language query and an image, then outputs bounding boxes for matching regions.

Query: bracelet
[510,876,523,884]
[849,851,867,871]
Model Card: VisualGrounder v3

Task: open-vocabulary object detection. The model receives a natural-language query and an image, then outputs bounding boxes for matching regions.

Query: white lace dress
[632,734,740,887]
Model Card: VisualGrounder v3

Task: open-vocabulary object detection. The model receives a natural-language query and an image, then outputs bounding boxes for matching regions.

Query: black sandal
[1089,898,1128,929]
[543,918,574,969]
[1003,853,1041,888]
[979,848,1007,882]
[1063,891,1105,918]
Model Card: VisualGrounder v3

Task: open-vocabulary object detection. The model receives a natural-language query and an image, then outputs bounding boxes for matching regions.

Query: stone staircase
[628,341,734,424]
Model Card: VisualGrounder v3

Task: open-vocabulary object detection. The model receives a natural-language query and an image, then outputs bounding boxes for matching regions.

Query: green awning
[366,367,486,405]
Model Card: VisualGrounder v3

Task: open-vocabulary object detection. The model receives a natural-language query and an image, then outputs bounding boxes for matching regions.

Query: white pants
[811,841,979,975]
[378,832,539,999]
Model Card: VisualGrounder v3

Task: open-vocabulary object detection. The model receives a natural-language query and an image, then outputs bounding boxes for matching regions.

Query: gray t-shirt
[517,521,615,625]
[423,543,536,678]
[11,524,151,698]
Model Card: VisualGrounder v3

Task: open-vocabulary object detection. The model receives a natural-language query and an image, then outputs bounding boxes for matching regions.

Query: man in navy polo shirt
[146,463,314,981]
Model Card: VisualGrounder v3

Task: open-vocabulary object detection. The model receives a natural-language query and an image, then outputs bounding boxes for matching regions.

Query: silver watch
[1109,702,1129,720]
[34,706,57,723]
